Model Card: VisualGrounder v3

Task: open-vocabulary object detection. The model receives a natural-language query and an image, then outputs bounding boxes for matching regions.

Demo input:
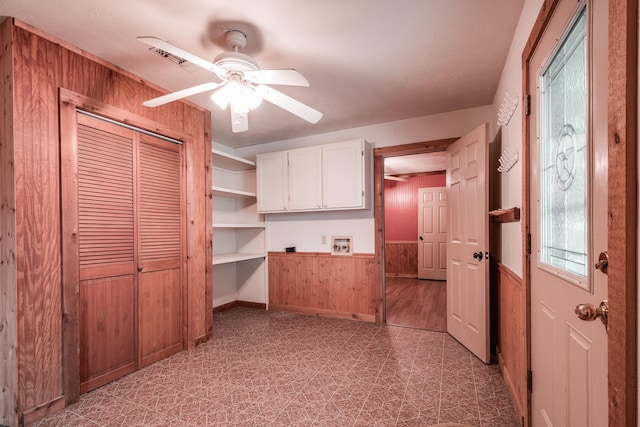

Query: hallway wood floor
[385,277,447,331]
[35,307,517,426]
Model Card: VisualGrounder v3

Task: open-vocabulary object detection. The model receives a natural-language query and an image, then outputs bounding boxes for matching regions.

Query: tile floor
[35,307,519,427]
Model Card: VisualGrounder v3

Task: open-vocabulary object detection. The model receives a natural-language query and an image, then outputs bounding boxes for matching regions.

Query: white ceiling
[385,152,448,176]
[1,0,523,150]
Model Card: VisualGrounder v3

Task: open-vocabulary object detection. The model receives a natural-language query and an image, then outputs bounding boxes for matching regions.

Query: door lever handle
[473,251,483,260]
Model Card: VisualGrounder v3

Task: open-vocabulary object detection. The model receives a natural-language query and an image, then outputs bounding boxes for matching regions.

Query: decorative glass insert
[539,7,588,278]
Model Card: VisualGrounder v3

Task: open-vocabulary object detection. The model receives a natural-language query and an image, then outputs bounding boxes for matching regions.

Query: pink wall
[384,173,446,241]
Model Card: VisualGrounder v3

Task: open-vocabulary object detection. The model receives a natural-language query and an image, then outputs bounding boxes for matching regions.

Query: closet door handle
[138,266,143,272]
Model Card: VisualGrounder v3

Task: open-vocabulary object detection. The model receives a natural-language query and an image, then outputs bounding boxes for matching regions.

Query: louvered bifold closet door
[137,134,184,367]
[77,114,136,393]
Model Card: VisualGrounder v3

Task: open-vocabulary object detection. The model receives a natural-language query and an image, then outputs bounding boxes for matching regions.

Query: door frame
[373,138,458,323]
[522,0,637,424]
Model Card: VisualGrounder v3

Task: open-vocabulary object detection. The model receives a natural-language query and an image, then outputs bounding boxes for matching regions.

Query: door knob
[594,251,608,274]
[473,251,483,260]
[575,300,608,331]
[138,265,143,272]
[419,236,423,240]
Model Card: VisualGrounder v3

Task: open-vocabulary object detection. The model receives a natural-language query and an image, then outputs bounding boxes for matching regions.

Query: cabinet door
[322,140,365,209]
[289,146,322,210]
[257,151,288,212]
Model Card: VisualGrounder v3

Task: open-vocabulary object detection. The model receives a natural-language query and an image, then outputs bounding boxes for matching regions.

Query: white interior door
[446,123,489,363]
[529,0,608,425]
[418,187,447,280]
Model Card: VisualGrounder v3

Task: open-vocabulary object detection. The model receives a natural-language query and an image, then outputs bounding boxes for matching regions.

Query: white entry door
[446,123,489,363]
[418,187,447,280]
[529,0,608,425]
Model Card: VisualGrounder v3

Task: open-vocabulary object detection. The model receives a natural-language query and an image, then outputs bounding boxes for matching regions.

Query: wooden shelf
[212,186,256,199]
[213,223,265,229]
[212,149,255,171]
[489,207,520,223]
[212,252,266,265]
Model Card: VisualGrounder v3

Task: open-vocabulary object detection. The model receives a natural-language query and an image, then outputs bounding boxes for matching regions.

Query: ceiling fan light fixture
[211,80,262,112]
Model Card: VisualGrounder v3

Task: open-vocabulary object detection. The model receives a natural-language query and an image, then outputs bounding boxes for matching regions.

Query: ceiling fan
[138,30,323,133]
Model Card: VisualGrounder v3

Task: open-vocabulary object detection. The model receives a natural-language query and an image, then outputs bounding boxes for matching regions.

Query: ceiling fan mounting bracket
[224,29,248,51]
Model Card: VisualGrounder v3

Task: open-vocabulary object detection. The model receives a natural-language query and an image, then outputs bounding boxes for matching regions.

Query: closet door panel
[137,135,183,367]
[79,275,135,394]
[76,116,136,393]
[139,268,182,366]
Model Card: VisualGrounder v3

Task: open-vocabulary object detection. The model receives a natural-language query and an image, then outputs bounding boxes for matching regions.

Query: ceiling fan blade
[143,82,223,107]
[137,36,226,79]
[255,85,323,124]
[244,69,309,86]
[231,110,249,133]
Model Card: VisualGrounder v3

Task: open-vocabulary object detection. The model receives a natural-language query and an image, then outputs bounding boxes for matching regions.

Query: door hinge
[525,94,531,116]
[526,233,532,255]
[527,369,533,392]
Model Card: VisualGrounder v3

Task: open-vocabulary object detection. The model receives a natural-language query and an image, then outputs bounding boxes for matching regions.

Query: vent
[148,47,198,73]
[149,47,187,65]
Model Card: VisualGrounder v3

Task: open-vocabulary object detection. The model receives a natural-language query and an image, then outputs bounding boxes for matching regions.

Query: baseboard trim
[385,273,418,279]
[21,395,66,426]
[213,300,267,313]
[497,347,525,423]
[268,304,375,323]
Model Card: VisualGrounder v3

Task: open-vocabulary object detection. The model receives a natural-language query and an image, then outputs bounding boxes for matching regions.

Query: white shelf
[212,186,256,199]
[212,149,255,171]
[213,252,266,265]
[213,223,266,229]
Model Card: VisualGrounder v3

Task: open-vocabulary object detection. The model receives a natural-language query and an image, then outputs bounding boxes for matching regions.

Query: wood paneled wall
[384,242,417,278]
[0,19,18,427]
[384,173,445,241]
[1,19,212,424]
[495,262,526,425]
[268,252,377,322]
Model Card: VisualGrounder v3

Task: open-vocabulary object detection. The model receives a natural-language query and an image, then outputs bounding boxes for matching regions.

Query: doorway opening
[372,138,457,328]
[383,155,447,331]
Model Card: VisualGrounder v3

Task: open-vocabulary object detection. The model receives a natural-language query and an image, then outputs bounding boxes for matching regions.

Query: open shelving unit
[212,149,267,307]
[212,186,256,199]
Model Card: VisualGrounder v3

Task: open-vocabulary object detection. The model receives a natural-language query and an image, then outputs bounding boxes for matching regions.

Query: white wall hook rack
[497,92,518,127]
[498,146,519,173]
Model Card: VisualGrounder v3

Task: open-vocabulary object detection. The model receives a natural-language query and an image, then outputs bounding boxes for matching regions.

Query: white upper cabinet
[256,139,368,213]
[288,146,323,210]
[322,140,364,209]
[256,151,289,212]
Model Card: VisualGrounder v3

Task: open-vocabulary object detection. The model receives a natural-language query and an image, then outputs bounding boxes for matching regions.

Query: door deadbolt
[594,251,608,274]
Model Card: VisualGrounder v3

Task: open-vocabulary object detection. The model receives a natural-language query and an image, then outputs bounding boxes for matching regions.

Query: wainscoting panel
[496,262,526,424]
[268,252,376,321]
[384,241,417,278]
